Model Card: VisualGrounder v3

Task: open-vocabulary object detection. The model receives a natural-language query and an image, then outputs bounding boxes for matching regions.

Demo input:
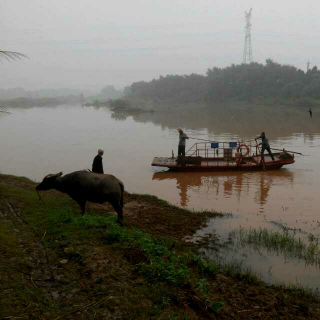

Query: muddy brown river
[1,104,319,290]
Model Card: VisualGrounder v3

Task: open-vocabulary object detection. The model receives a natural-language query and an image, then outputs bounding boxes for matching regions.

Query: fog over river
[1,104,320,290]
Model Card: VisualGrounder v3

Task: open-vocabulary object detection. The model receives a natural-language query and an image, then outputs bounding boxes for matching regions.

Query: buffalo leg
[110,201,123,226]
[77,200,87,215]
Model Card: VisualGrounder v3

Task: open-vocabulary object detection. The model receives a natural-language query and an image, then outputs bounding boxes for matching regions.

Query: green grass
[0,219,59,319]
[230,227,320,267]
[0,176,225,319]
[0,219,18,251]
[103,223,219,287]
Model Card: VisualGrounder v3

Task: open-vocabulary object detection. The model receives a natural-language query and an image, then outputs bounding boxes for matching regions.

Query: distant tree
[99,85,123,99]
[123,86,132,96]
[128,59,320,106]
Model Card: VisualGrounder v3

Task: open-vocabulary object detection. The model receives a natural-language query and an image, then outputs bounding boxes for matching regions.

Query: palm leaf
[0,107,12,117]
[0,50,28,62]
[0,50,28,117]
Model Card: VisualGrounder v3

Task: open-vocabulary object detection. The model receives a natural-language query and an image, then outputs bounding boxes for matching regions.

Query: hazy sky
[1,0,320,91]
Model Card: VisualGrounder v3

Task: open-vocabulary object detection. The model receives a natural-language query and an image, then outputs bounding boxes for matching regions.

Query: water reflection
[132,105,320,140]
[153,170,294,210]
[253,171,294,211]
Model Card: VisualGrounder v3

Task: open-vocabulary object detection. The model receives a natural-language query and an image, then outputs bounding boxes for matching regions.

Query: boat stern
[152,157,177,168]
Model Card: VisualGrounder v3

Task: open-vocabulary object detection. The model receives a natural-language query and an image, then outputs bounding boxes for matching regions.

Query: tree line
[125,60,320,106]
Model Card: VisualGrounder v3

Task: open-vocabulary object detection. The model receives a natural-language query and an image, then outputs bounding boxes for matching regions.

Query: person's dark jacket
[257,135,270,148]
[92,155,104,174]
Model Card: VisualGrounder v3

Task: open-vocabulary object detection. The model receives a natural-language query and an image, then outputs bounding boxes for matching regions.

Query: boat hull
[151,154,295,172]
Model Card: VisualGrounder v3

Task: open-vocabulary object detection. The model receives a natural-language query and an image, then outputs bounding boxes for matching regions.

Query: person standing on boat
[92,149,104,174]
[178,128,189,156]
[256,132,275,161]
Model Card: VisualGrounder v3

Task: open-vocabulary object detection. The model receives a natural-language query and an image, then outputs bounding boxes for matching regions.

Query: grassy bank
[0,174,319,319]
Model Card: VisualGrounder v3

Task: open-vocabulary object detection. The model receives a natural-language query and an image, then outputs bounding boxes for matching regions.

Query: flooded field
[1,104,320,290]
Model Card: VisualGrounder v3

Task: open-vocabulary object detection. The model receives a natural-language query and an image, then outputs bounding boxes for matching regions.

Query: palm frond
[0,107,12,118]
[0,50,29,62]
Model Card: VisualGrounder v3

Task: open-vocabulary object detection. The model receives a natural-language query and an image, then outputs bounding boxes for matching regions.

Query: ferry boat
[151,141,295,172]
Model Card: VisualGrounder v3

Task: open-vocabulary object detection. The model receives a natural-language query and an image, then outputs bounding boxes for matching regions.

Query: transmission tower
[307,60,311,72]
[243,8,253,64]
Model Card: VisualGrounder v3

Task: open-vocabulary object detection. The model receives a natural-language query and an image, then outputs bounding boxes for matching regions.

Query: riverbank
[1,173,319,319]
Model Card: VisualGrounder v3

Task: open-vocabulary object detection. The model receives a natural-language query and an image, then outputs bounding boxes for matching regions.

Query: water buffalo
[36,170,124,226]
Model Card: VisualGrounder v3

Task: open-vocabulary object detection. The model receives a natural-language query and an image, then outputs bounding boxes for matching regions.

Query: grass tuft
[231,227,320,267]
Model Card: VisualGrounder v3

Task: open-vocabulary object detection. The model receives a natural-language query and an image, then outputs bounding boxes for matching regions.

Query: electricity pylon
[243,8,253,64]
[307,60,311,72]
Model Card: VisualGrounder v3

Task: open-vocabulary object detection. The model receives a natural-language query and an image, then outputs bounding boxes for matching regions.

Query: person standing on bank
[256,132,275,161]
[178,128,189,156]
[92,149,104,174]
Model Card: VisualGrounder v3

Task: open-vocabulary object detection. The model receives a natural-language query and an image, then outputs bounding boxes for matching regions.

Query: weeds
[196,278,209,298]
[204,253,261,285]
[230,227,320,267]
[105,226,202,286]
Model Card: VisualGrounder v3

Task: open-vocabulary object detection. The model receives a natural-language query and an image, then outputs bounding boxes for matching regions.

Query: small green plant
[190,254,219,277]
[138,257,190,286]
[73,215,113,228]
[211,301,224,314]
[106,227,191,285]
[104,223,218,288]
[196,278,209,298]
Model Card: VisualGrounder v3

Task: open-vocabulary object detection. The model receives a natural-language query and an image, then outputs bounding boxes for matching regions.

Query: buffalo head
[36,172,63,191]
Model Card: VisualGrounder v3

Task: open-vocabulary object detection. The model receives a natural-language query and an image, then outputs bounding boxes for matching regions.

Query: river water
[1,104,320,290]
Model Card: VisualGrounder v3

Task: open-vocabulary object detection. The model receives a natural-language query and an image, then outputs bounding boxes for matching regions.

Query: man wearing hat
[178,128,189,156]
[92,149,104,174]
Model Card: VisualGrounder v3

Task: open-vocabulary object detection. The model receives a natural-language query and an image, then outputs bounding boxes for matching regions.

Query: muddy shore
[0,173,319,319]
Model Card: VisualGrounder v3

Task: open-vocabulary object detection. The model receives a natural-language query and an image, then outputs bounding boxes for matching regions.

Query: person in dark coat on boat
[92,149,104,174]
[178,128,189,156]
[256,132,275,161]
[308,108,313,118]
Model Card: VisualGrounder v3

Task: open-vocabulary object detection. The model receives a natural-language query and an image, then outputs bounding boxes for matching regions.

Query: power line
[243,8,253,64]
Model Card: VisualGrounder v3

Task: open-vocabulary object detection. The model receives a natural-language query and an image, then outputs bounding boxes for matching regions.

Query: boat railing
[185,141,257,160]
